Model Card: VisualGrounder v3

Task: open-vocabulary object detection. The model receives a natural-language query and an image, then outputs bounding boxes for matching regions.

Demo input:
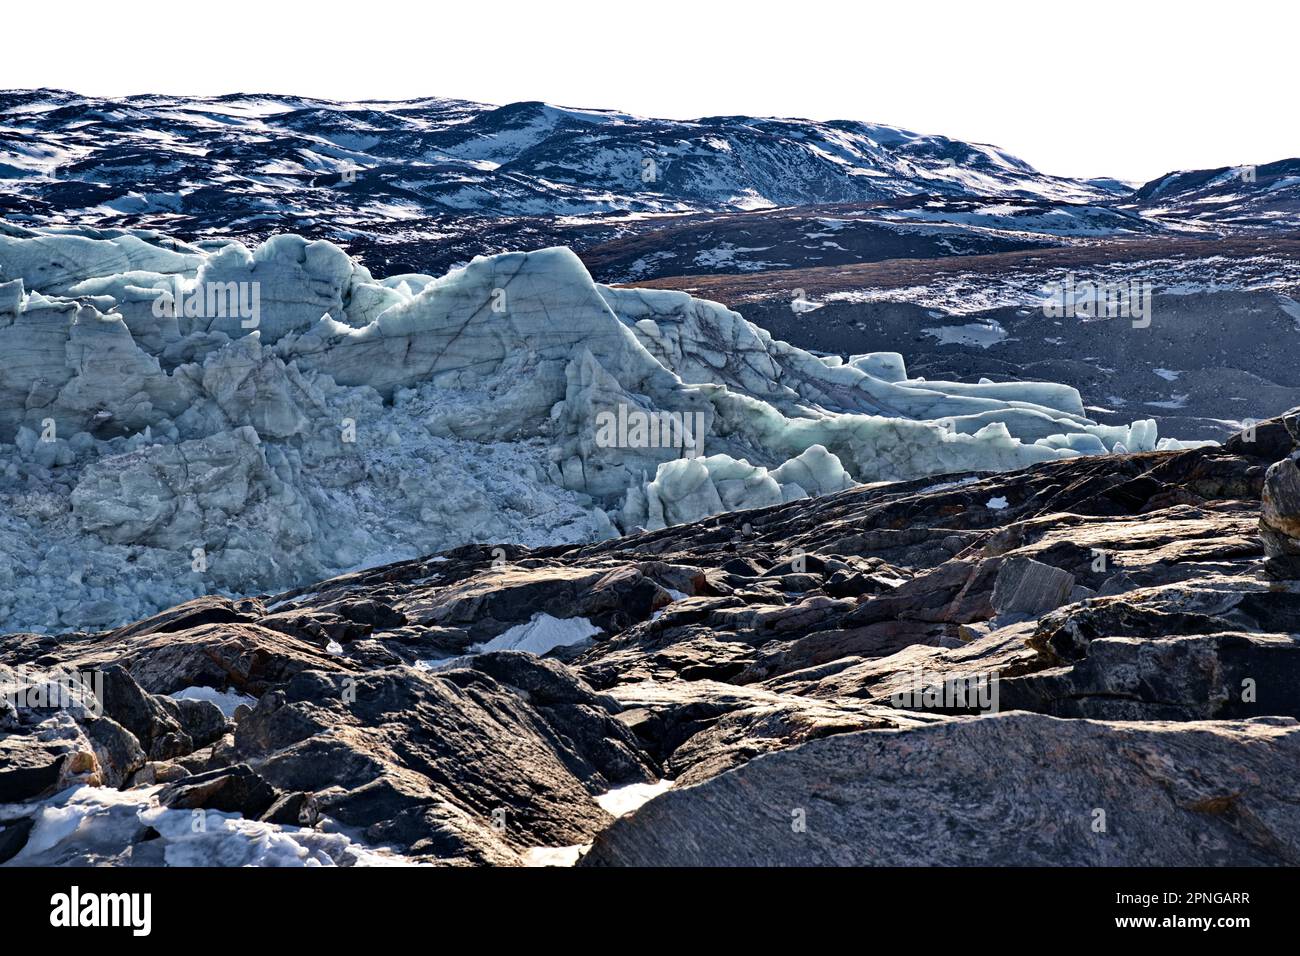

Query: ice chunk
[471,613,602,655]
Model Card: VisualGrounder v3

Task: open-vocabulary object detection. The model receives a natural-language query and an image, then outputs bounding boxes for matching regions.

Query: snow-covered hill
[5,90,1295,285]
[0,90,1113,230]
[1123,159,1300,230]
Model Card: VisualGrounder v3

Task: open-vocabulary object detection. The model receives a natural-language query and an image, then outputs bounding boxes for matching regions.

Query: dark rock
[1224,406,1300,460]
[109,595,261,640]
[259,791,319,826]
[0,814,34,864]
[229,654,655,859]
[48,623,353,698]
[333,598,408,630]
[1261,452,1300,579]
[1000,632,1300,720]
[762,553,830,577]
[167,697,230,750]
[261,611,372,647]
[96,665,192,760]
[130,760,191,786]
[6,429,1300,866]
[607,678,941,785]
[0,722,98,802]
[991,557,1075,619]
[583,714,1300,866]
[158,763,278,817]
[771,573,823,593]
[845,559,999,627]
[720,557,765,577]
[81,716,146,788]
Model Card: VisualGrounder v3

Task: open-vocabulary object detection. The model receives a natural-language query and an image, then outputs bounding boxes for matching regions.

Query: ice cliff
[0,222,1202,631]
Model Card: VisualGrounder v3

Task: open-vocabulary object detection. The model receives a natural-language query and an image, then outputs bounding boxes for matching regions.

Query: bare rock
[229,652,656,861]
[583,713,1300,866]
[1261,451,1300,579]
[158,763,278,817]
[1000,632,1300,720]
[991,557,1075,620]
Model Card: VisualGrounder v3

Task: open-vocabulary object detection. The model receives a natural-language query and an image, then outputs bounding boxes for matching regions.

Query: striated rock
[0,716,100,803]
[80,716,147,788]
[109,595,263,640]
[1261,451,1300,579]
[130,760,191,787]
[227,652,655,862]
[583,714,1300,866]
[607,678,944,786]
[260,791,319,827]
[0,663,141,800]
[96,665,221,760]
[13,622,353,698]
[990,557,1075,619]
[1000,632,1300,720]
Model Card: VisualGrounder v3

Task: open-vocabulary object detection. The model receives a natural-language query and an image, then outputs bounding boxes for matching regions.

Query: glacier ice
[0,221,1206,632]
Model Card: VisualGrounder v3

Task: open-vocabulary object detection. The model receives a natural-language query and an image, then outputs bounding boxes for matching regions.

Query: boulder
[158,764,278,817]
[228,653,656,861]
[1261,451,1300,578]
[991,557,1075,619]
[583,713,1300,866]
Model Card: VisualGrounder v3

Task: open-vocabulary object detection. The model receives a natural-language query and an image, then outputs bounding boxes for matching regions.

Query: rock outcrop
[1261,451,1300,579]
[2,410,1298,866]
[582,714,1300,866]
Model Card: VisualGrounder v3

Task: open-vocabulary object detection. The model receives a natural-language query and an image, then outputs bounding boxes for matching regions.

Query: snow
[823,255,1300,315]
[595,779,675,816]
[915,475,983,494]
[2,785,414,867]
[168,686,257,717]
[986,496,1009,510]
[1276,295,1300,327]
[521,779,674,866]
[471,614,602,655]
[522,844,589,867]
[922,321,1009,348]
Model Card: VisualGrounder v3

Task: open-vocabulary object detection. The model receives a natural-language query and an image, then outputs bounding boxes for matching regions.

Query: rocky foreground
[4,411,1300,866]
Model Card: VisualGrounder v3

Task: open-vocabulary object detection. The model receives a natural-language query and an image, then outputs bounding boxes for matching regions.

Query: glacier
[0,221,1207,632]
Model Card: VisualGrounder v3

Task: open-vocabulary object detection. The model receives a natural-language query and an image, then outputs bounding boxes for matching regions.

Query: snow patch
[595,779,675,816]
[471,614,603,655]
[168,686,257,717]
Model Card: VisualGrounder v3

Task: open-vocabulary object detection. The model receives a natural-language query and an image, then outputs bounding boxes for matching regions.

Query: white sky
[3,0,1295,184]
